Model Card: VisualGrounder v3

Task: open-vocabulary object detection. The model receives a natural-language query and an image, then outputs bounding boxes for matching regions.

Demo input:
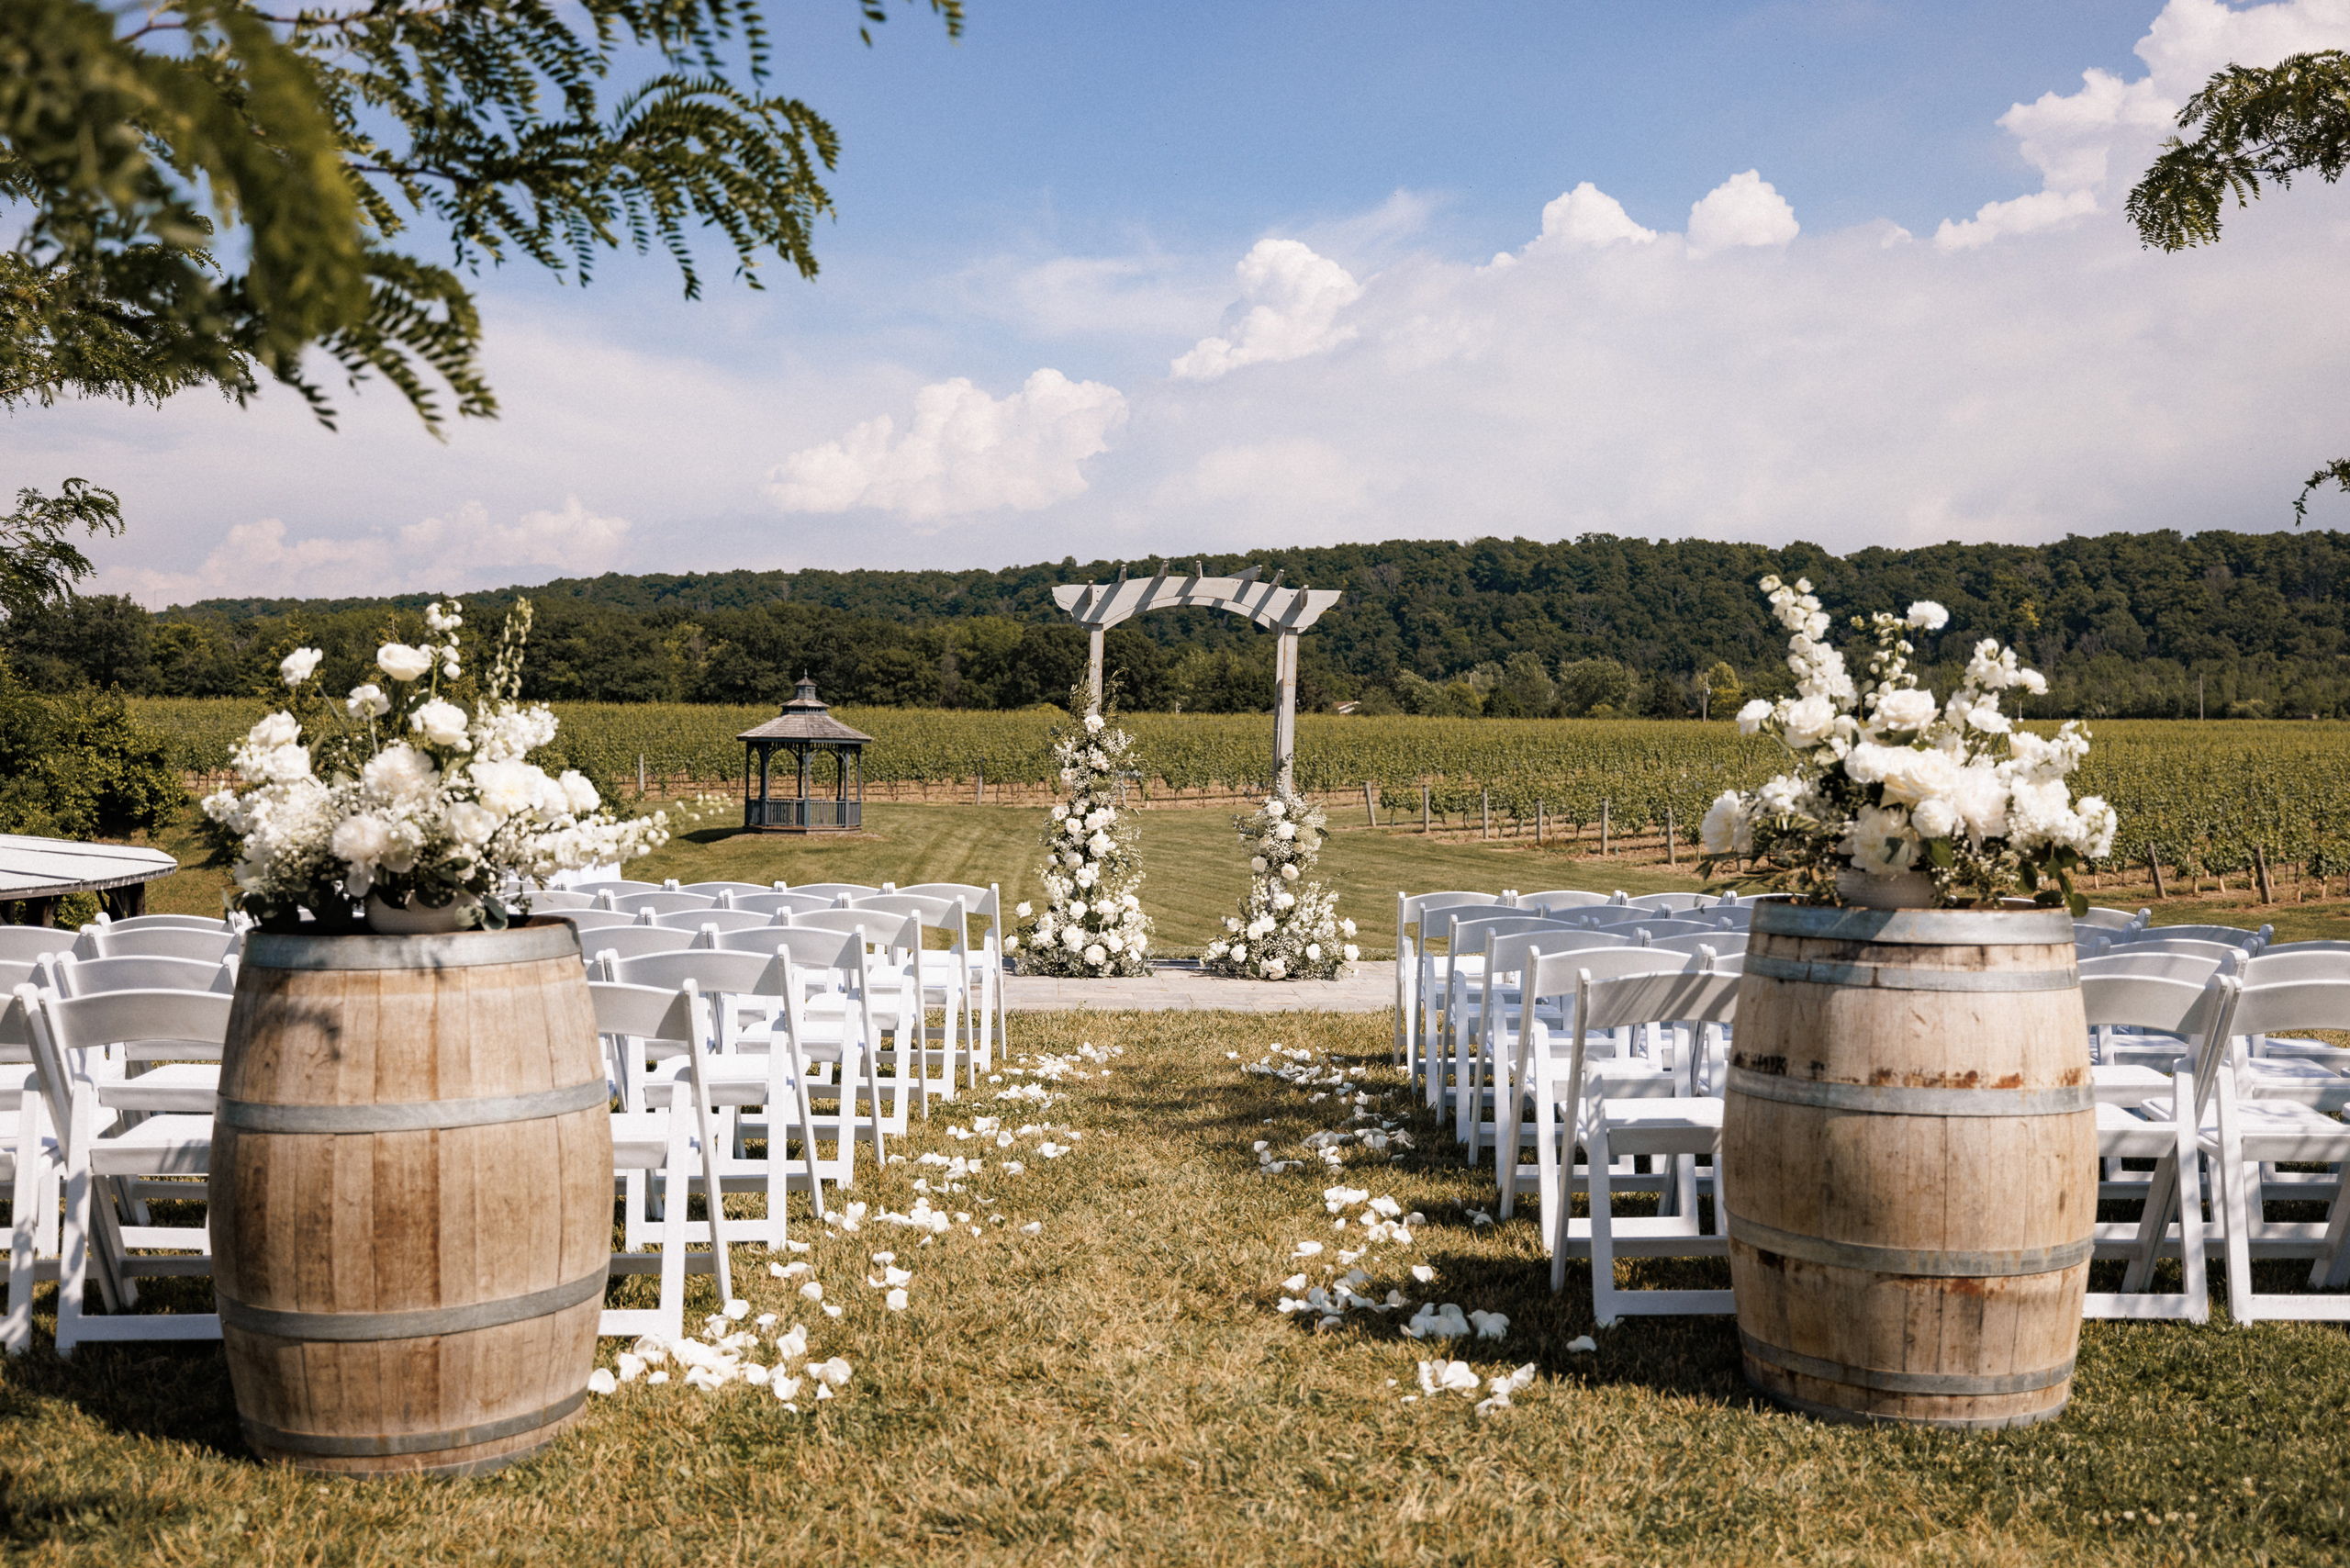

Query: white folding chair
[44,954,235,999]
[681,881,770,898]
[2078,971,2238,1322]
[20,985,229,1351]
[73,926,240,966]
[1497,946,1719,1230]
[1410,900,1518,1103]
[0,930,70,965]
[605,949,825,1249]
[1517,890,1610,913]
[851,893,979,1095]
[2,990,65,1354]
[781,882,878,902]
[589,979,732,1340]
[1394,891,1507,1073]
[2197,979,2350,1324]
[733,890,843,918]
[1443,917,1607,1155]
[584,928,709,966]
[1574,965,1744,1322]
[897,881,1010,1081]
[613,890,718,918]
[85,914,230,935]
[2076,907,2144,932]
[1626,892,1710,913]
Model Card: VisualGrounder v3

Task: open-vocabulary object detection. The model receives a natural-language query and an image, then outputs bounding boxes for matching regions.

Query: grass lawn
[7,1009,2350,1564]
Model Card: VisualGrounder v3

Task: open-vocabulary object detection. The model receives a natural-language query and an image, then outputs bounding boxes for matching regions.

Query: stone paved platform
[1002,958,1395,1014]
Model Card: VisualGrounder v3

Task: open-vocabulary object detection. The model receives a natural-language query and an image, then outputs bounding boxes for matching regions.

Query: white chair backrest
[1517,889,1608,910]
[528,889,598,912]
[2239,949,2350,986]
[2110,937,2254,963]
[2081,971,2239,1116]
[1417,902,1519,948]
[850,892,965,931]
[680,881,769,897]
[2114,924,2263,949]
[2075,907,2138,931]
[76,926,240,964]
[1482,929,1628,980]
[733,890,843,917]
[653,908,776,934]
[0,958,35,995]
[549,907,637,932]
[786,883,879,902]
[897,882,1002,925]
[1628,919,1718,940]
[612,890,718,917]
[1449,914,1583,957]
[1626,892,1710,913]
[588,979,702,1052]
[2081,949,2232,982]
[1646,931,1748,958]
[49,954,234,997]
[733,924,870,975]
[28,986,236,1097]
[610,948,785,999]
[90,913,228,934]
[2227,978,2350,1044]
[1575,964,1741,1034]
[575,879,659,897]
[583,928,709,966]
[791,909,922,950]
[0,927,70,964]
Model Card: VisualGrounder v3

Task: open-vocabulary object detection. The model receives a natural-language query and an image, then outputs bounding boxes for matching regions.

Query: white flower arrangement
[200,599,667,930]
[1699,577,2116,911]
[1203,786,1358,980]
[1011,690,1152,976]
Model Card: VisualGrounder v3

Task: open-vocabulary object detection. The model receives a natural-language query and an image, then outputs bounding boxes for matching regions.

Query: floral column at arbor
[1203,785,1358,980]
[1010,694,1152,976]
[200,598,667,931]
[1698,576,2117,910]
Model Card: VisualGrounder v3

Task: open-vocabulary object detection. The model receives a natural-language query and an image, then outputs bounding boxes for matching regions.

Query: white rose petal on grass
[1410,1264,1436,1284]
[1566,1335,1598,1353]
[1469,1309,1510,1339]
[1019,1222,1043,1236]
[800,1282,824,1302]
[743,1365,772,1387]
[724,1298,751,1320]
[1281,1273,1308,1292]
[823,1304,843,1317]
[774,1375,803,1402]
[1292,1240,1325,1259]
[886,1288,910,1311]
[588,1368,618,1395]
[645,1372,670,1385]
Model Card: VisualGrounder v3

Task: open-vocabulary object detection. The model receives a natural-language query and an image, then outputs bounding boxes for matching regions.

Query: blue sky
[16,0,2350,604]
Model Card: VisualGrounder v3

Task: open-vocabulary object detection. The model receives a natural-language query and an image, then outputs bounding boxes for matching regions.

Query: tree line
[8,528,2349,720]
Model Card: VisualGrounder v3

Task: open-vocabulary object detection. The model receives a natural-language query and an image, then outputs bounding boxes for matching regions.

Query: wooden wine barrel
[208,920,612,1477]
[1723,900,2093,1430]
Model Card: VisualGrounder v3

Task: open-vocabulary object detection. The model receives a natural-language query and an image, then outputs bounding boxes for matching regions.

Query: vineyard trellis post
[1052,563,1342,794]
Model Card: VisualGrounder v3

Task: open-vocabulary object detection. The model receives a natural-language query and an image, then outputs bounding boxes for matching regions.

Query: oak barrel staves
[208,920,612,1476]
[1723,901,2094,1430]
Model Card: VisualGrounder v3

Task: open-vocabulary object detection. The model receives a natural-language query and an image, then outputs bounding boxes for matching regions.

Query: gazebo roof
[736,678,873,745]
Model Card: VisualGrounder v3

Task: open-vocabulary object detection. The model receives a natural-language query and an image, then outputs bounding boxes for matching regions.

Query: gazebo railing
[744,798,862,831]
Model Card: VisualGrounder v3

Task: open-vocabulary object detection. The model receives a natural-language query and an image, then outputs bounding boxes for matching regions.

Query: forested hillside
[10,530,2347,719]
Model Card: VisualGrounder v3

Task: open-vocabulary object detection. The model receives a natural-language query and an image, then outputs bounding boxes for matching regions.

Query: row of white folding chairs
[1393,888,1747,1086]
[1,974,775,1355]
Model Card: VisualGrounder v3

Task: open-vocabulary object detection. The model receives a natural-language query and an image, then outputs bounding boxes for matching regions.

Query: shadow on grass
[0,1294,247,1465]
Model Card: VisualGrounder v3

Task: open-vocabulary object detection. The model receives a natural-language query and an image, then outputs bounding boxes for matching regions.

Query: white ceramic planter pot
[1834,868,1939,910]
[365,892,481,935]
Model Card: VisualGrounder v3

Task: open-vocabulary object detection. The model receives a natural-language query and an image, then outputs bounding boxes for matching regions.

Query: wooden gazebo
[737,678,871,833]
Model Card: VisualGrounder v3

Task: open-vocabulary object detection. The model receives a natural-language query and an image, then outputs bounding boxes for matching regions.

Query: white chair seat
[94,1064,218,1115]
[2091,1063,2172,1105]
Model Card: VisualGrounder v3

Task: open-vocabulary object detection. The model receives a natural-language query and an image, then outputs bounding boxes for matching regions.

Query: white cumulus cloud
[1539,182,1659,249]
[1170,240,1364,379]
[763,369,1126,524]
[1685,170,1801,256]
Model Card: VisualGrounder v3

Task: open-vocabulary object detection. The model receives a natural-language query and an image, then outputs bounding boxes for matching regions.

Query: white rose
[446,801,500,844]
[1051,804,1068,822]
[331,813,393,870]
[1014,902,1033,918]
[248,711,301,751]
[1102,931,1124,954]
[1265,958,1287,980]
[1250,857,1269,874]
[1844,802,1919,877]
[1231,944,1248,962]
[1781,695,1838,749]
[410,699,471,749]
[1306,944,1322,962]
[1069,900,1089,919]
[2072,795,2118,859]
[1949,764,2010,842]
[1907,600,1951,632]
[1874,688,1939,734]
[1265,800,1286,820]
[361,744,440,803]
[470,759,538,817]
[1062,926,1086,951]
[555,770,599,814]
[1280,863,1300,882]
[1874,746,1958,809]
[1343,944,1360,962]
[1275,822,1296,840]
[280,647,323,687]
[346,683,390,720]
[260,745,312,784]
[1087,832,1113,857]
[1910,797,1959,841]
[1084,713,1105,734]
[1084,944,1107,967]
[1273,890,1295,911]
[1339,919,1356,938]
[1735,699,1774,735]
[377,643,434,682]
[1699,790,1751,856]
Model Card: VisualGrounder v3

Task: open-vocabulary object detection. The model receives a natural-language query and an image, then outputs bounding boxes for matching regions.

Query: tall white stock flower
[1948,764,2010,843]
[280,647,323,687]
[558,770,600,814]
[258,744,313,784]
[346,683,390,720]
[377,643,434,682]
[361,743,440,803]
[410,699,471,749]
[1906,601,1950,632]
[331,813,393,876]
[2072,796,2119,858]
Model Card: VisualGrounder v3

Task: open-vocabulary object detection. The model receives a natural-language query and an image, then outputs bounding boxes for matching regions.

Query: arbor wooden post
[1272,628,1300,794]
[1086,627,1105,716]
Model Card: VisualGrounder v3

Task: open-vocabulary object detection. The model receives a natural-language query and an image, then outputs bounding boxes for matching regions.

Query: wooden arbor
[1052,563,1342,792]
[737,678,872,833]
